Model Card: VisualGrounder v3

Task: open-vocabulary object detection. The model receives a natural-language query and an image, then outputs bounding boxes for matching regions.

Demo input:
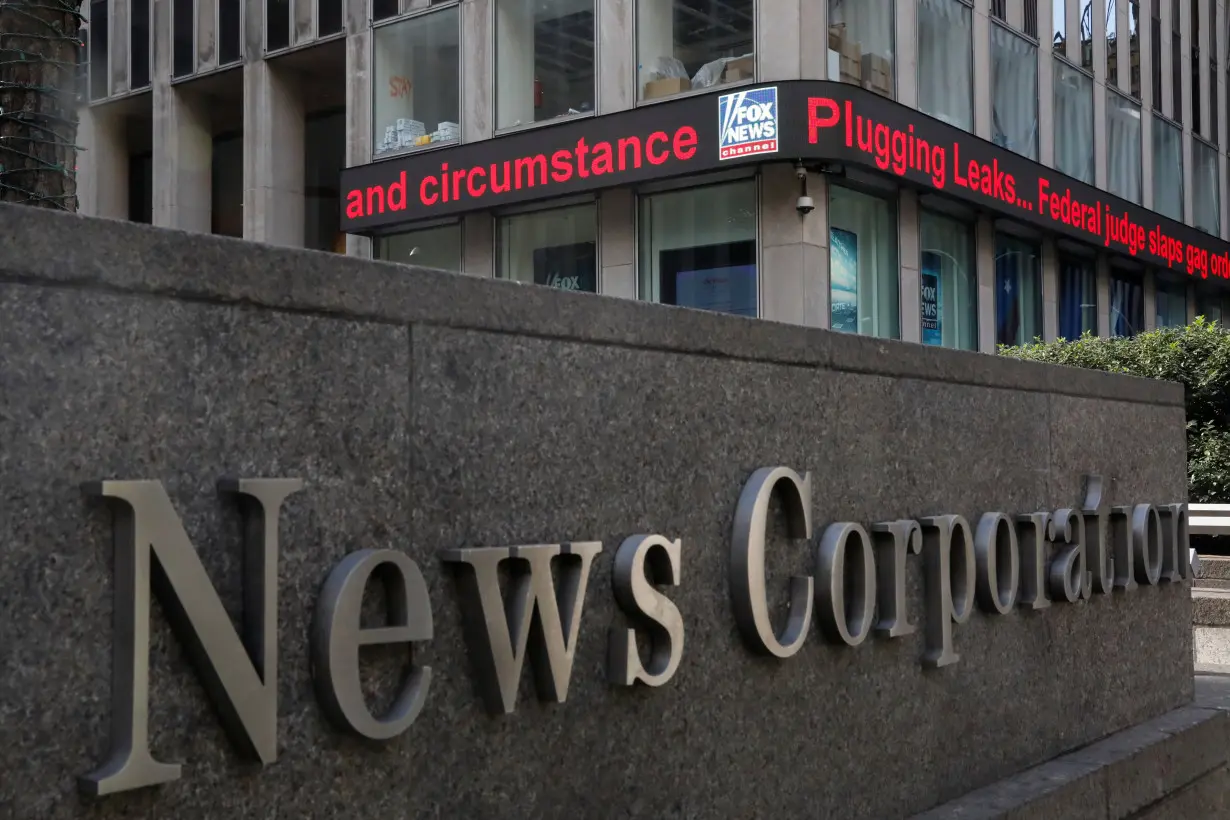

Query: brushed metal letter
[79,478,303,796]
[312,549,433,740]
[441,542,603,715]
[1160,503,1191,582]
[817,523,876,646]
[1132,504,1164,585]
[1016,511,1053,610]
[730,467,814,658]
[1047,508,1086,604]
[1080,475,1114,596]
[974,513,1020,614]
[871,520,922,638]
[609,535,685,687]
[919,515,975,668]
[1110,506,1139,591]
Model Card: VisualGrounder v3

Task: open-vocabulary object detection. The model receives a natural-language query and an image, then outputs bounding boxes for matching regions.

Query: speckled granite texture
[0,205,1194,819]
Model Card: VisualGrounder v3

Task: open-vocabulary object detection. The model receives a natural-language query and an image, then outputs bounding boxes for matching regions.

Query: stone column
[76,106,130,219]
[344,0,372,257]
[243,60,305,246]
[899,189,921,343]
[600,189,636,299]
[977,214,996,352]
[1041,238,1059,341]
[760,163,828,328]
[599,0,633,113]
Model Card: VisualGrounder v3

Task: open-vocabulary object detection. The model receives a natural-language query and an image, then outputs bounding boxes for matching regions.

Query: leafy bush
[1000,318,1230,503]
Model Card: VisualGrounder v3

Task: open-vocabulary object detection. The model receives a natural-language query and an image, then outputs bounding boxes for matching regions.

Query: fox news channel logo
[718,87,779,161]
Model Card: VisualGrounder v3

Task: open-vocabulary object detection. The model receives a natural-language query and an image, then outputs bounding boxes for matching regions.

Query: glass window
[639,180,757,316]
[918,0,972,130]
[132,0,151,88]
[211,132,243,238]
[1080,0,1093,69]
[305,110,346,253]
[318,0,342,38]
[497,0,594,129]
[1193,138,1220,235]
[1191,0,1201,134]
[1052,0,1066,52]
[1054,58,1094,183]
[372,0,397,21]
[373,8,460,159]
[1058,257,1097,339]
[1150,3,1161,111]
[830,186,900,339]
[1197,290,1223,323]
[1152,117,1183,221]
[637,0,754,102]
[992,24,1039,160]
[1155,276,1188,327]
[499,203,597,292]
[829,0,895,99]
[994,233,1043,346]
[377,223,463,269]
[1107,91,1141,203]
[89,0,108,99]
[1110,270,1143,335]
[173,0,193,76]
[266,0,289,51]
[1105,0,1116,81]
[919,210,977,350]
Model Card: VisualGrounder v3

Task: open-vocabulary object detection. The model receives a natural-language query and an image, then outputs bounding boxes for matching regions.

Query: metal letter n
[79,478,303,797]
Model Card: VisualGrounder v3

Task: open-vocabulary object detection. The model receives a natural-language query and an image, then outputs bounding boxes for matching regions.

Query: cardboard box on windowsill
[724,55,754,82]
[644,76,691,99]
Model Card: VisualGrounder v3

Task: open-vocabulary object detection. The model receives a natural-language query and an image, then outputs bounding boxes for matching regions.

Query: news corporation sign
[79,470,1189,798]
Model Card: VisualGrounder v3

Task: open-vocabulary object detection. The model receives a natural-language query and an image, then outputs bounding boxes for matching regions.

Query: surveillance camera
[796,195,815,215]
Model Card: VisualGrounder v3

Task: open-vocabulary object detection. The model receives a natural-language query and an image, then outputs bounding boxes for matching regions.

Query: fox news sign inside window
[718,87,779,161]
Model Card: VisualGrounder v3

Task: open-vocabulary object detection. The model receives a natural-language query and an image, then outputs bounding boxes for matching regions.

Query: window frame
[495,197,602,291]
[631,0,760,107]
[916,0,974,131]
[989,18,1041,160]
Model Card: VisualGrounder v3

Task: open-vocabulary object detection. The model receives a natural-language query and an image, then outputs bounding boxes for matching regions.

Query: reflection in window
[373,8,460,158]
[1079,0,1092,69]
[1193,139,1220,235]
[830,185,899,339]
[1110,270,1143,336]
[1107,91,1141,203]
[1197,291,1223,323]
[132,0,151,87]
[1128,0,1140,97]
[1059,257,1097,339]
[1105,0,1115,82]
[304,110,346,253]
[829,0,895,99]
[499,203,598,291]
[1152,117,1183,221]
[266,0,290,51]
[173,0,193,76]
[497,0,594,128]
[918,0,972,130]
[89,0,108,99]
[1054,58,1093,183]
[1052,0,1066,52]
[378,223,463,270]
[994,233,1042,347]
[919,210,977,350]
[992,24,1038,160]
[1150,2,1161,111]
[1155,276,1188,327]
[637,0,754,101]
[639,180,758,316]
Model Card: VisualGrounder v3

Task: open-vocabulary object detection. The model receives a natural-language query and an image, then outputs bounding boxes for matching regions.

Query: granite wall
[0,204,1194,819]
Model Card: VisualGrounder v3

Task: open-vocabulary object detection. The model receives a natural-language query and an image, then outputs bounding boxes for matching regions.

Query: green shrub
[999,318,1230,503]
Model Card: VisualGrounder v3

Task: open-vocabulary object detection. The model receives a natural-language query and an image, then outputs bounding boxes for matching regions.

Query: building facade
[77,0,1230,351]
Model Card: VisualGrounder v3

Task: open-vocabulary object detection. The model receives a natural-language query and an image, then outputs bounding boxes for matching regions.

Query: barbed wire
[0,0,84,209]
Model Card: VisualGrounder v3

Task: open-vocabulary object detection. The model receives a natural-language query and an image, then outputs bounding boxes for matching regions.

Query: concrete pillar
[895,0,918,107]
[1199,0,1211,141]
[495,1,533,129]
[803,0,827,79]
[599,189,636,299]
[344,0,372,259]
[1007,0,1024,28]
[1039,0,1056,166]
[1160,0,1173,118]
[199,0,217,71]
[1096,254,1111,336]
[1093,0,1109,190]
[462,0,493,141]
[462,213,494,277]
[598,0,633,113]
[1041,237,1059,341]
[1181,0,1194,223]
[1188,282,1199,321]
[153,84,212,231]
[1141,0,1155,209]
[243,60,305,246]
[976,214,996,353]
[1143,268,1158,330]
[76,106,130,219]
[758,0,801,82]
[760,163,828,328]
[1116,0,1131,91]
[974,0,993,140]
[899,189,921,343]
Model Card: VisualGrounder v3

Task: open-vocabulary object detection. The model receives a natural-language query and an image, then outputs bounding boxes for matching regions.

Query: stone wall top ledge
[0,204,1182,407]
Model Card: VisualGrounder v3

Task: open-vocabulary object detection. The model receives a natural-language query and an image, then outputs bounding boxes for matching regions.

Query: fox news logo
[718,87,779,160]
